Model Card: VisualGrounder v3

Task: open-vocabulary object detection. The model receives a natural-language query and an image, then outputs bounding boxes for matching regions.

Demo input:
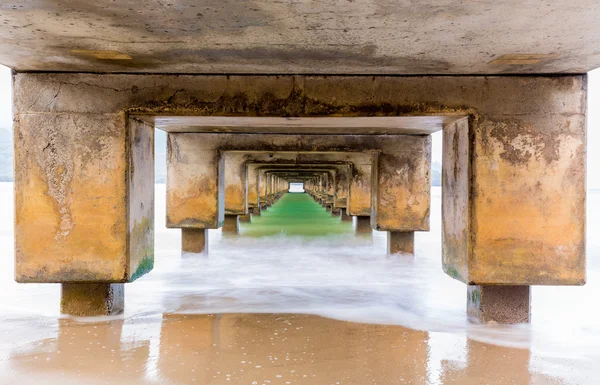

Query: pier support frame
[12,73,586,321]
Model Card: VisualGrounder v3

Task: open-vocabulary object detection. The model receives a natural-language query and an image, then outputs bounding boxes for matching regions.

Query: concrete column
[347,162,372,217]
[370,138,431,232]
[388,231,415,254]
[331,207,341,217]
[341,211,352,222]
[467,285,531,324]
[182,228,208,253]
[355,216,372,233]
[61,283,124,316]
[222,215,239,233]
[238,213,252,222]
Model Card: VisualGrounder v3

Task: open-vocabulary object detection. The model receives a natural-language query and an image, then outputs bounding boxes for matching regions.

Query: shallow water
[0,182,598,384]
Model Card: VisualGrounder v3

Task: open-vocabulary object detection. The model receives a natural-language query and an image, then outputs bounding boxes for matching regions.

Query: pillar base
[61,283,124,317]
[467,285,531,324]
[238,213,251,222]
[388,231,415,254]
[182,228,208,253]
[355,216,372,233]
[332,208,341,217]
[222,214,239,233]
[341,211,352,221]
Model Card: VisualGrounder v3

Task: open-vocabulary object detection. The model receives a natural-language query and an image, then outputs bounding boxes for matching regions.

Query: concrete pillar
[331,207,341,217]
[222,215,239,233]
[388,231,415,254]
[370,139,431,232]
[61,283,124,316]
[341,211,352,222]
[347,162,372,217]
[238,213,252,222]
[182,228,209,253]
[467,285,531,324]
[355,216,372,233]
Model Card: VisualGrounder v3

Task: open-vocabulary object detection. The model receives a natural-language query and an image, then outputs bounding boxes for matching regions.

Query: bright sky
[0,65,596,187]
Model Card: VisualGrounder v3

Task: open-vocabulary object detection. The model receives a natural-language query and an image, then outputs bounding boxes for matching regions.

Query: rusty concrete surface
[2,1,600,74]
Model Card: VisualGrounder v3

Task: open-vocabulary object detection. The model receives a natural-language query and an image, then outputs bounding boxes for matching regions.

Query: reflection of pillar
[439,338,531,384]
[158,314,217,385]
[388,231,415,255]
[9,319,149,381]
[182,228,208,253]
[222,214,239,233]
[467,285,531,323]
[355,216,372,233]
[61,283,124,316]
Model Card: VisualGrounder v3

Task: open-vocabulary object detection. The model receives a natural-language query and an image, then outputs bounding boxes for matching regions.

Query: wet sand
[0,184,598,384]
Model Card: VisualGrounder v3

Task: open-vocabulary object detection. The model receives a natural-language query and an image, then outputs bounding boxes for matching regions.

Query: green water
[240,193,353,237]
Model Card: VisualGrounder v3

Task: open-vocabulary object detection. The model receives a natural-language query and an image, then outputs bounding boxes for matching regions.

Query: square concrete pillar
[61,283,124,316]
[467,285,531,324]
[14,113,155,283]
[442,113,585,286]
[370,136,431,232]
[347,163,371,216]
[167,134,225,229]
[182,228,209,253]
[222,214,239,233]
[355,216,372,234]
[388,231,415,255]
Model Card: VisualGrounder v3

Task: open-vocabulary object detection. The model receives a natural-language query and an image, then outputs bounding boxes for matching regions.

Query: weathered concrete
[14,113,154,283]
[3,2,600,74]
[442,94,585,286]
[388,232,415,255]
[371,141,431,232]
[355,216,372,234]
[222,215,239,233]
[467,285,531,324]
[167,133,225,229]
[182,228,208,254]
[61,283,124,317]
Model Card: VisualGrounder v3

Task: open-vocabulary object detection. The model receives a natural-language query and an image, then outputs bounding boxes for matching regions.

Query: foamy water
[0,182,599,384]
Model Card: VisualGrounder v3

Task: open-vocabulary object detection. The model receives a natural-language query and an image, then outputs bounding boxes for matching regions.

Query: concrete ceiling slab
[1,1,598,74]
[138,116,462,134]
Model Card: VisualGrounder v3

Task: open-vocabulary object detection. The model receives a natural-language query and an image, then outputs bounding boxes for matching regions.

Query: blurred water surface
[0,182,598,384]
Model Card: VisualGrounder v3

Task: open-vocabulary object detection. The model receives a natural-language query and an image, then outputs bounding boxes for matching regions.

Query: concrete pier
[9,72,587,322]
[467,285,531,324]
[341,211,353,222]
[222,215,239,233]
[388,232,415,255]
[355,216,372,234]
[182,228,208,253]
[61,283,124,317]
